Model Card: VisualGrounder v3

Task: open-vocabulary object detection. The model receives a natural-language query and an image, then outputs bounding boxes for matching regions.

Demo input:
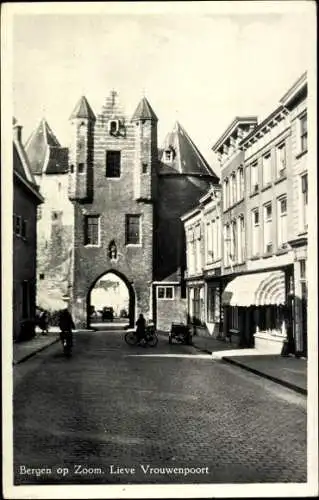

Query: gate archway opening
[87,271,135,330]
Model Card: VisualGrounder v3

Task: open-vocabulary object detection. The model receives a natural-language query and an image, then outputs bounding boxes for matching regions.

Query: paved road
[13,329,307,485]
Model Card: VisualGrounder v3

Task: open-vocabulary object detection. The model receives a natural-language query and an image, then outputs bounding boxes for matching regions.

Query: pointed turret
[69,96,96,122]
[68,96,95,202]
[131,97,158,122]
[25,118,68,175]
[132,97,158,201]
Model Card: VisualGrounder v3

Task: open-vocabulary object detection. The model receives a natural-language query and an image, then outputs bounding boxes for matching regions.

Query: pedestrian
[136,313,146,345]
[39,310,49,335]
[58,307,75,346]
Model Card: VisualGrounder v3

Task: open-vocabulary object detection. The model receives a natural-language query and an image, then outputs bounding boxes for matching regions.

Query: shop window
[207,287,220,323]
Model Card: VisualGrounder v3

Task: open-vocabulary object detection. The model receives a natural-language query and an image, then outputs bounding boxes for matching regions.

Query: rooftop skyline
[11,3,315,174]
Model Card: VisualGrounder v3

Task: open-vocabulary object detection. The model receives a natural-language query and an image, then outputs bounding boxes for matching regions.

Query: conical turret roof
[159,121,219,180]
[25,118,68,175]
[131,97,158,122]
[69,96,96,121]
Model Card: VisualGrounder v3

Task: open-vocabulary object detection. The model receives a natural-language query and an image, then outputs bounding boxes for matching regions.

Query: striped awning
[222,271,286,307]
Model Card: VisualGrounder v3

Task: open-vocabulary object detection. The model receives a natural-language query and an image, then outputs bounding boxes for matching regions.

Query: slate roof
[131,97,158,122]
[159,122,219,180]
[69,96,96,121]
[13,121,44,202]
[25,119,68,175]
[46,147,69,174]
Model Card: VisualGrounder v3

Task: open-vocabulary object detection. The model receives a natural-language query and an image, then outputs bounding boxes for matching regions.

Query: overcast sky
[11,2,315,174]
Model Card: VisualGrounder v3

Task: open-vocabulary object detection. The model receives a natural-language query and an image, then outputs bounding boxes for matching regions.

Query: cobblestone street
[13,329,307,485]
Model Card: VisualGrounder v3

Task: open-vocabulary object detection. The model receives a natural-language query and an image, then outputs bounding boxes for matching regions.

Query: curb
[222,356,307,396]
[13,337,59,366]
[192,343,212,355]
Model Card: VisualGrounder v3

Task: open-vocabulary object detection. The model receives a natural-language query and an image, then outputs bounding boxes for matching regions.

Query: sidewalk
[191,334,307,395]
[13,328,60,365]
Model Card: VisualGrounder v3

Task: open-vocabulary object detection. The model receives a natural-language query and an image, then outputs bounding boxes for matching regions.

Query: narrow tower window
[106,150,121,178]
[142,162,148,173]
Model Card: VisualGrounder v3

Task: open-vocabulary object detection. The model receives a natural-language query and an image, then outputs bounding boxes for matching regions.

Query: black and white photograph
[2,1,318,498]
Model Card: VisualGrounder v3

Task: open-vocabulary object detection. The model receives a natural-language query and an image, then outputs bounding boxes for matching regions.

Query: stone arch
[86,269,135,328]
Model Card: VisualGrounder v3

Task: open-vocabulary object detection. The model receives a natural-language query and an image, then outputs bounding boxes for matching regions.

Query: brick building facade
[13,119,44,341]
[27,92,218,330]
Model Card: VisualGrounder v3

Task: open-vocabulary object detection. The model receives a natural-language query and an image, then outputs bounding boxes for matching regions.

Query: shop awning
[222,271,286,307]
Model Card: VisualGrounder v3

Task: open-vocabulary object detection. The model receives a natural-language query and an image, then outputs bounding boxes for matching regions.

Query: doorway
[87,271,135,329]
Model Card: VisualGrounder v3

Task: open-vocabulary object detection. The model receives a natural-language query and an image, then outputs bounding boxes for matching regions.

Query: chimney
[13,117,22,143]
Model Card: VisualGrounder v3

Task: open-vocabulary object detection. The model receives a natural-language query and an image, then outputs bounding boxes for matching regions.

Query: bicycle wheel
[125,331,138,346]
[147,333,158,347]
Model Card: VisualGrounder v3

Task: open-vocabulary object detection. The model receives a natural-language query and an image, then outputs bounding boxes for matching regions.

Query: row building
[182,72,308,357]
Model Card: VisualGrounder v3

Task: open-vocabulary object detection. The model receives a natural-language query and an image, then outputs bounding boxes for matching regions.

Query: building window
[237,167,244,200]
[187,228,195,275]
[276,142,286,178]
[84,215,100,246]
[195,224,202,272]
[142,162,148,173]
[301,173,308,231]
[106,150,121,177]
[52,211,59,220]
[238,215,245,263]
[78,163,85,174]
[230,220,237,263]
[206,222,212,263]
[250,161,258,193]
[224,224,231,267]
[223,178,229,210]
[157,286,174,300]
[299,113,307,153]
[192,287,204,325]
[125,214,141,245]
[39,273,45,280]
[252,208,260,256]
[212,219,219,262]
[231,173,237,205]
[207,286,220,323]
[164,149,174,162]
[277,196,288,248]
[263,203,273,254]
[262,152,272,187]
[70,164,75,173]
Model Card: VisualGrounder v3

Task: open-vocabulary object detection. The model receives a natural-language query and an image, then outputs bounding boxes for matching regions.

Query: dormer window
[108,119,120,136]
[164,147,175,163]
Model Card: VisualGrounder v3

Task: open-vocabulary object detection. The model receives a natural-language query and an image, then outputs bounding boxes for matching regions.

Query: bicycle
[124,324,158,347]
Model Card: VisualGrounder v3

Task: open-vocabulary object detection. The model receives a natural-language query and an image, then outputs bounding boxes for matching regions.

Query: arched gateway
[87,270,135,329]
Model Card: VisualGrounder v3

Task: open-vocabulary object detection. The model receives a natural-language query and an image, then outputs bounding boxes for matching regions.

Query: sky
[11,2,315,174]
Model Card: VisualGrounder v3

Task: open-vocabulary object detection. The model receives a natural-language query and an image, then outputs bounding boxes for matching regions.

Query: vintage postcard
[2,1,318,498]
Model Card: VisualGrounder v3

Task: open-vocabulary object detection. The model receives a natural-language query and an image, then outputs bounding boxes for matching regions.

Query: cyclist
[58,307,75,348]
[136,313,146,345]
